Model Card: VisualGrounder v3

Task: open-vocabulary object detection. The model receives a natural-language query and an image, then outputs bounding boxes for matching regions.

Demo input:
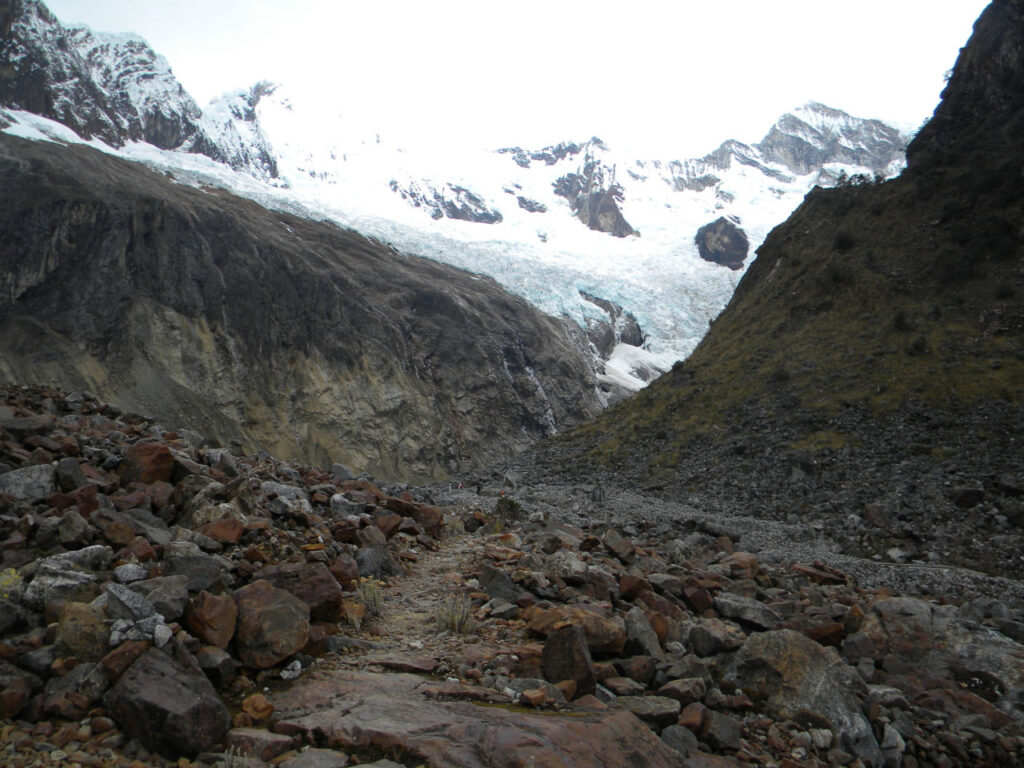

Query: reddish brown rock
[120,442,174,485]
[242,692,275,721]
[372,513,403,539]
[329,555,359,589]
[100,640,152,679]
[619,573,652,601]
[658,677,707,706]
[270,670,689,767]
[523,605,627,656]
[200,517,245,545]
[254,562,344,622]
[233,580,310,669]
[186,591,238,649]
[803,622,846,648]
[679,701,711,732]
[683,585,715,614]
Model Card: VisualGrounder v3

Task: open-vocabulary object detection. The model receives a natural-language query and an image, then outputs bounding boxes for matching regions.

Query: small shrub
[357,577,383,618]
[434,594,474,634]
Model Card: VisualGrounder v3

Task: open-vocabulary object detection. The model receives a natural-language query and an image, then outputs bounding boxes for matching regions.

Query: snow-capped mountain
[0,0,910,400]
[0,0,276,176]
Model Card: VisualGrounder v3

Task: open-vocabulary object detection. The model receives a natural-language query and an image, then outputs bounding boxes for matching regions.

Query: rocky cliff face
[0,133,601,480]
[0,0,276,176]
[530,0,1024,579]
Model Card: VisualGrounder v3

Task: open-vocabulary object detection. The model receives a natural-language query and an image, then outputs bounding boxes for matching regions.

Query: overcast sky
[44,0,989,156]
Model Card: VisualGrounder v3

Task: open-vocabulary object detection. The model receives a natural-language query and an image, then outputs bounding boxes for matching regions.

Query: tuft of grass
[356,577,383,618]
[434,594,474,634]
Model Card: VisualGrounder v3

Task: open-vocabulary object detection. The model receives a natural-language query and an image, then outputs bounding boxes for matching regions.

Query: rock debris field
[0,383,1022,768]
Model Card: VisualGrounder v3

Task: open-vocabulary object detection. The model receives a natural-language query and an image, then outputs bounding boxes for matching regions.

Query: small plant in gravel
[434,594,474,634]
[357,577,383,617]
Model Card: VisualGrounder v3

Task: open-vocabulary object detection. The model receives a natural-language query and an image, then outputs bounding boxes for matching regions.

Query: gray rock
[113,563,150,584]
[723,629,882,767]
[704,710,743,751]
[661,724,699,757]
[331,463,355,482]
[542,624,596,696]
[544,549,588,585]
[713,594,782,631]
[624,606,665,660]
[171,525,222,553]
[689,618,746,657]
[479,564,523,602]
[203,448,239,478]
[58,509,92,547]
[164,554,232,593]
[278,748,351,768]
[129,576,190,621]
[21,562,99,610]
[106,583,158,621]
[55,457,88,492]
[0,464,57,502]
[261,481,312,515]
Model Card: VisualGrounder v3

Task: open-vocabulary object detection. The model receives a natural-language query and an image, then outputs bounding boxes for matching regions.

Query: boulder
[104,647,230,757]
[0,464,57,502]
[723,629,881,767]
[254,561,344,621]
[542,624,597,696]
[689,618,747,657]
[233,580,310,668]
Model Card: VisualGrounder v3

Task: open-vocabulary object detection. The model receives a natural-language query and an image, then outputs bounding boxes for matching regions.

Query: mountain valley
[0,0,1022,767]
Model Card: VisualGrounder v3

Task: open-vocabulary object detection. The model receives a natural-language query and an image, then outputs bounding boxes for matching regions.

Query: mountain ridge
[528,0,1024,579]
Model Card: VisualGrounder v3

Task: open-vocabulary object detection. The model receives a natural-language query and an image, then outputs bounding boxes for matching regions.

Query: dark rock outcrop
[0,134,600,479]
[389,179,503,223]
[579,291,645,358]
[694,217,750,270]
[551,141,637,237]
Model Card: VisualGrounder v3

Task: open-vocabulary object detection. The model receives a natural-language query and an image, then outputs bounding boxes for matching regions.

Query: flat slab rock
[271,669,687,768]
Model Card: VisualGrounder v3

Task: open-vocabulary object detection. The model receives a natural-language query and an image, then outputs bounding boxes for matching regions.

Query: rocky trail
[1,382,1023,768]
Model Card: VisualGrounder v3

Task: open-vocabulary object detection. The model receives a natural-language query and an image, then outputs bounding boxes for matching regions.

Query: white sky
[44,0,989,156]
